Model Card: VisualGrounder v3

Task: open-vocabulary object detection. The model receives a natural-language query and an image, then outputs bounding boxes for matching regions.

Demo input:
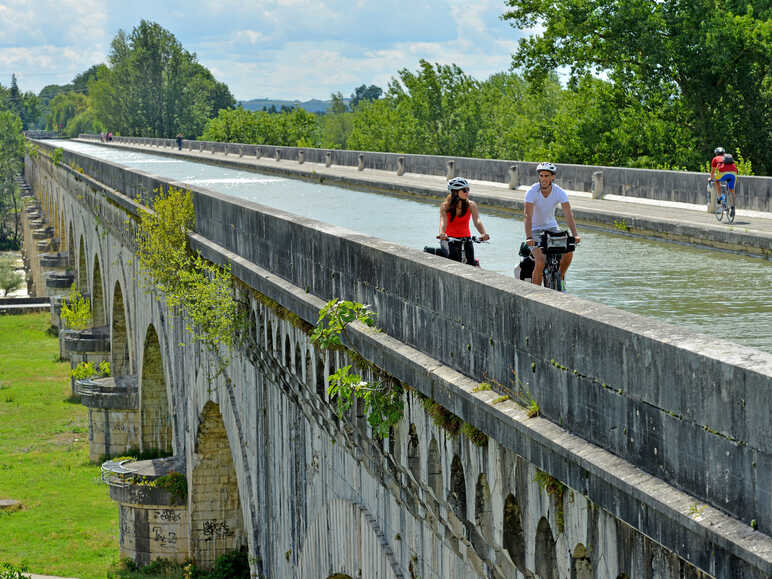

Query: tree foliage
[502,0,772,173]
[0,111,24,249]
[89,20,235,138]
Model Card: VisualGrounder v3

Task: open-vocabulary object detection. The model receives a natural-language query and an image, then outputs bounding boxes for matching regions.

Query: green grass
[0,313,118,578]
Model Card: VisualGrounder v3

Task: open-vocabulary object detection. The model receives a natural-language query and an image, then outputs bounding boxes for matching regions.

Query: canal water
[47,140,772,353]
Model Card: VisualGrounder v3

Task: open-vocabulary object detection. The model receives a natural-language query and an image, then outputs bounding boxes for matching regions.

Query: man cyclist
[712,151,738,220]
[524,162,580,287]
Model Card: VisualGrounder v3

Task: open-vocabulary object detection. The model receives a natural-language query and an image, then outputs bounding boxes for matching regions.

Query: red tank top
[445,208,472,237]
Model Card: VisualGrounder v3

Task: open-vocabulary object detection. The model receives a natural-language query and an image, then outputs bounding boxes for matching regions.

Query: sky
[0,0,525,101]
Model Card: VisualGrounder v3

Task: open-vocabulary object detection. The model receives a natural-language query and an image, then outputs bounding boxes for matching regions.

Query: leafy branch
[134,186,237,361]
[60,288,92,330]
[310,299,402,438]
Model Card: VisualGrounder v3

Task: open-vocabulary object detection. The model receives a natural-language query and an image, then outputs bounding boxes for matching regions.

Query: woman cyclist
[438,177,490,263]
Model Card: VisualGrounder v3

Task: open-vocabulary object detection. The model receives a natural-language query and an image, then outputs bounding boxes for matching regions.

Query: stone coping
[75,375,138,409]
[60,325,110,352]
[103,456,186,506]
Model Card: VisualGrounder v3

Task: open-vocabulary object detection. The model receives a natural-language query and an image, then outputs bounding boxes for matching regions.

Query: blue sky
[0,0,525,100]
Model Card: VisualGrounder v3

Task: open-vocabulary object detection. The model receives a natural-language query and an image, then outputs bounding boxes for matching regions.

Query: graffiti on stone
[202,519,232,540]
[156,509,182,522]
[152,526,178,545]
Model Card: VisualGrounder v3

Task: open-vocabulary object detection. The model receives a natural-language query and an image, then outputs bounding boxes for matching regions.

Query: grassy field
[0,312,118,578]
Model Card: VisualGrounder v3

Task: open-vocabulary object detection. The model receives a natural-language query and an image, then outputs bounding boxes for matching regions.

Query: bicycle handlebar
[445,235,488,243]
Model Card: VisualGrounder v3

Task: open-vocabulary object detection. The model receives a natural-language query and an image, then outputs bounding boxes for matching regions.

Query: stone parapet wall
[80,133,772,212]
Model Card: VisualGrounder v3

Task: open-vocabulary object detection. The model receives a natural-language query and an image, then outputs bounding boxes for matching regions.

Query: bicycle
[424,236,487,267]
[707,179,735,223]
[515,230,576,291]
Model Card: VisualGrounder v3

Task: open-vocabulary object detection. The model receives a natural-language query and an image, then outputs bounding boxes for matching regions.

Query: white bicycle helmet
[714,147,725,155]
[536,162,557,174]
[447,177,470,192]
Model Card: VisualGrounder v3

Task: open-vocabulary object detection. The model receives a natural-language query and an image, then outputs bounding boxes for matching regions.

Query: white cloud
[5,0,526,99]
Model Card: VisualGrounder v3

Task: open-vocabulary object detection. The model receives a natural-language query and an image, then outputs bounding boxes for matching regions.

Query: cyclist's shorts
[716,172,737,190]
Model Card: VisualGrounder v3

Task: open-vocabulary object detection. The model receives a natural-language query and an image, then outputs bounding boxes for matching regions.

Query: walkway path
[79,139,772,257]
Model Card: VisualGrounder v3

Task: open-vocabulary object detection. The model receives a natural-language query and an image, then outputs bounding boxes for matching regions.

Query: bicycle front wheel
[715,204,724,222]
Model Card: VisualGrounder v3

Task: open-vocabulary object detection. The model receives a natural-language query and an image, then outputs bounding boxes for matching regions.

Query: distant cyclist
[524,162,580,286]
[710,147,737,211]
[438,177,490,263]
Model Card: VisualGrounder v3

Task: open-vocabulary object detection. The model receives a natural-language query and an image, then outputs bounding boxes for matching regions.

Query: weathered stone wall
[25,140,772,577]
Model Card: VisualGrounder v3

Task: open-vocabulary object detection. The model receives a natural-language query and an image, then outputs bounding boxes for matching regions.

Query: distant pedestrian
[176,133,183,150]
[107,131,113,142]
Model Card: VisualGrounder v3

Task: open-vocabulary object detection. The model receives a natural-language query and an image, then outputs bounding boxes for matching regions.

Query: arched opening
[427,438,442,498]
[572,543,592,579]
[407,424,420,481]
[139,324,172,455]
[247,308,257,352]
[111,281,131,376]
[58,209,65,250]
[449,455,466,519]
[91,254,105,326]
[67,223,75,269]
[327,575,353,579]
[284,334,291,368]
[535,517,558,579]
[475,473,492,540]
[503,493,526,570]
[78,236,87,291]
[388,424,399,460]
[294,345,302,376]
[316,353,326,398]
[190,402,245,569]
[266,320,273,352]
[305,350,313,388]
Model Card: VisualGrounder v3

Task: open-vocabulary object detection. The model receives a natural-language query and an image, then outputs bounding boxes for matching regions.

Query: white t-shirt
[524,183,570,232]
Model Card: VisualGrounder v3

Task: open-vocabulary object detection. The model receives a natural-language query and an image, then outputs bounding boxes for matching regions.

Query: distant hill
[238,98,349,114]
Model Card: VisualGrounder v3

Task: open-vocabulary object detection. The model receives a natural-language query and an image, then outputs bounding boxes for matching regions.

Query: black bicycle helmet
[722,153,734,164]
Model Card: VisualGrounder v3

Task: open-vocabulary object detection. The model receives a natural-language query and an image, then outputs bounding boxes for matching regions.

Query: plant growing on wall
[60,287,92,330]
[311,298,403,438]
[134,185,236,353]
[71,360,110,381]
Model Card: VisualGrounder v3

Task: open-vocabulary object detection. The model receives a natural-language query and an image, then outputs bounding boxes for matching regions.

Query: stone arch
[449,455,467,518]
[407,424,420,481]
[67,223,75,269]
[139,324,172,454]
[266,320,273,352]
[91,253,105,326]
[111,281,132,376]
[427,437,442,498]
[475,473,493,540]
[305,350,313,388]
[572,543,592,579]
[190,401,245,569]
[503,493,526,570]
[535,517,558,579]
[78,236,87,291]
[294,344,302,376]
[284,334,292,368]
[297,498,399,578]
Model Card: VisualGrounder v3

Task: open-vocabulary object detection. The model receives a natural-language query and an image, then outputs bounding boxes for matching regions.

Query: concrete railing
[79,133,772,212]
[36,138,772,536]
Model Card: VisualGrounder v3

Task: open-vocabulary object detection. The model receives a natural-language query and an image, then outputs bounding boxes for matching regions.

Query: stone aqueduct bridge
[20,140,772,578]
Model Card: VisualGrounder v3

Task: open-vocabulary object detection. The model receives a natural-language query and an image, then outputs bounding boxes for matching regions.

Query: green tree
[502,0,772,173]
[320,93,353,149]
[0,111,24,249]
[89,20,235,138]
[350,84,382,109]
